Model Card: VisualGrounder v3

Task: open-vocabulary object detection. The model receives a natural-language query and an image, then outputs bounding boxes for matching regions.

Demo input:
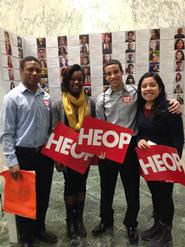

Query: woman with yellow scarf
[52,64,95,239]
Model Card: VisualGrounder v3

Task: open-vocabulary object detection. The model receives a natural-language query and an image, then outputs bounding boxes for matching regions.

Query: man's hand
[98,152,106,159]
[168,99,181,114]
[9,164,21,181]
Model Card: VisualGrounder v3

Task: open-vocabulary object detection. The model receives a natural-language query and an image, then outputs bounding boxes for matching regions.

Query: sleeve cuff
[7,157,18,167]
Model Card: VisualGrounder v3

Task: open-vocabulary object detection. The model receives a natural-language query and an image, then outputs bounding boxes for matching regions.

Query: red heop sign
[41,123,93,174]
[77,116,133,164]
[135,145,185,186]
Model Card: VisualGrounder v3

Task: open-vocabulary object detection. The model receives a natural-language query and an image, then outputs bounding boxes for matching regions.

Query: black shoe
[20,242,34,247]
[92,221,113,236]
[36,230,58,243]
[75,220,87,237]
[67,220,77,239]
[126,226,139,244]
[148,225,172,247]
[141,222,161,241]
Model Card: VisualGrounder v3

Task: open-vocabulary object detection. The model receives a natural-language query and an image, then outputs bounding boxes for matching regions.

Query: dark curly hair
[61,64,84,92]
[137,72,168,122]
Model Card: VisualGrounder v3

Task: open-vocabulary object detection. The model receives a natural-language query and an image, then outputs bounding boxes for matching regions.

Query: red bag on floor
[0,170,36,219]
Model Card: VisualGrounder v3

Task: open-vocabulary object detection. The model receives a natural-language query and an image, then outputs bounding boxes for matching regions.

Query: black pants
[98,137,140,227]
[15,147,54,242]
[63,167,89,196]
[147,181,174,226]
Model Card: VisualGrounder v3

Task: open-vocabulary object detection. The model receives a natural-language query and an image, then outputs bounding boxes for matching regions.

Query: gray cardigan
[52,96,95,130]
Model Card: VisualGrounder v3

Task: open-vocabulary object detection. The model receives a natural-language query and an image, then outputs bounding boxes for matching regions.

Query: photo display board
[0,27,184,122]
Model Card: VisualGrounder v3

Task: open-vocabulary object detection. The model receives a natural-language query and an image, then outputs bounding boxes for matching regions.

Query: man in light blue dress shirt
[0,56,57,247]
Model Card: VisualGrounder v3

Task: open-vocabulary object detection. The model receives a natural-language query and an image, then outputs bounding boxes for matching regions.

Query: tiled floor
[0,163,185,247]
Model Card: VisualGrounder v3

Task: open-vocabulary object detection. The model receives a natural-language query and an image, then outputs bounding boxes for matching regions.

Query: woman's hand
[138,139,150,149]
[168,99,181,114]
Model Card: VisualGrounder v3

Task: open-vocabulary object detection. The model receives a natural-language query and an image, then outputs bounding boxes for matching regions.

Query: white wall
[0,0,184,37]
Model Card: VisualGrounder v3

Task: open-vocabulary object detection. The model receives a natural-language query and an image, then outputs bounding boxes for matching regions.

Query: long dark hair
[61,64,84,92]
[137,72,168,121]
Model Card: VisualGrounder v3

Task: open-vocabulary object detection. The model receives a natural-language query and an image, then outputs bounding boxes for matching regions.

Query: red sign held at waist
[135,145,185,186]
[41,123,93,174]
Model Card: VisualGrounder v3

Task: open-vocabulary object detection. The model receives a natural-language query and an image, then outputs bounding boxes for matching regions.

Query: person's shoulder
[38,87,51,101]
[97,88,111,98]
[38,86,49,96]
[43,90,50,99]
[124,84,137,93]
[97,88,111,106]
[97,92,103,99]
[175,34,185,38]
[96,92,105,105]
[4,85,21,101]
[86,96,96,116]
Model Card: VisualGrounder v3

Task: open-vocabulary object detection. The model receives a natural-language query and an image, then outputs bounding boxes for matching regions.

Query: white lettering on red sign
[46,133,93,161]
[139,152,184,175]
[78,128,131,148]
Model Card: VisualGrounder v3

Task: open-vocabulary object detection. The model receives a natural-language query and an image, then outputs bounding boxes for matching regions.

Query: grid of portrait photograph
[1,30,24,92]
[125,31,136,86]
[37,37,49,93]
[149,29,160,73]
[173,28,185,105]
[5,31,14,89]
[17,36,23,60]
[102,32,112,90]
[1,26,185,133]
[79,34,91,96]
[58,35,68,85]
[1,26,185,115]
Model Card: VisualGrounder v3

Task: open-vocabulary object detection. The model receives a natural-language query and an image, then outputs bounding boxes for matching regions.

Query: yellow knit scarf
[62,91,89,131]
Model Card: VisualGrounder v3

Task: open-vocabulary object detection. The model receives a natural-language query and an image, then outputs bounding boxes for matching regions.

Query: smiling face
[104,34,111,43]
[82,36,88,44]
[176,51,183,60]
[127,32,134,41]
[176,61,182,69]
[151,30,159,39]
[82,57,88,65]
[104,54,111,62]
[176,73,181,82]
[21,60,41,93]
[128,53,133,59]
[176,39,184,49]
[68,70,84,97]
[140,76,160,104]
[104,64,123,91]
[38,49,46,58]
[150,52,159,62]
[59,36,66,46]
